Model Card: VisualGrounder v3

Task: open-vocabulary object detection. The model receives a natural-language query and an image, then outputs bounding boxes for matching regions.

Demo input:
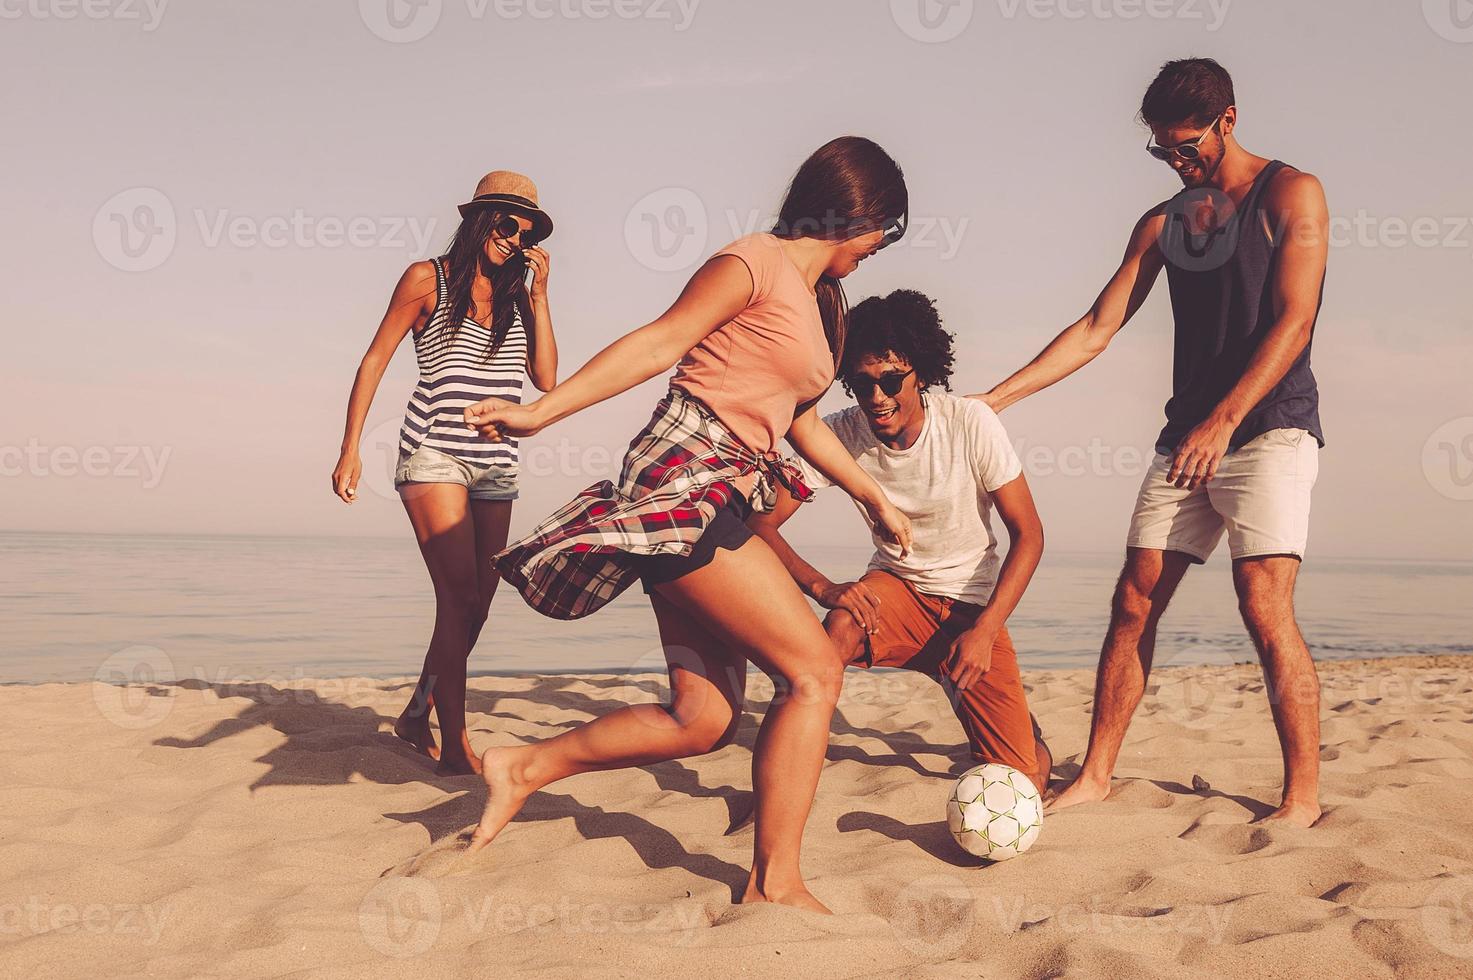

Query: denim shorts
[394,445,519,501]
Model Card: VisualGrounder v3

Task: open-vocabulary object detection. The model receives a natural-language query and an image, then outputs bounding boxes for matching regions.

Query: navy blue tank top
[1156,160,1325,455]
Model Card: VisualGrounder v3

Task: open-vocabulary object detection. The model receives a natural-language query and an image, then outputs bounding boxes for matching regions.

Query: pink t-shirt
[669,234,835,454]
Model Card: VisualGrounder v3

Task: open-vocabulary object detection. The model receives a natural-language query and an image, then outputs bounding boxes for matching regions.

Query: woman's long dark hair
[771,137,908,368]
[437,207,530,360]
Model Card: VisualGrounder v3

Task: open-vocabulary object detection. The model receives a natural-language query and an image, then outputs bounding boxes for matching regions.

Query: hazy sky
[3,0,1471,560]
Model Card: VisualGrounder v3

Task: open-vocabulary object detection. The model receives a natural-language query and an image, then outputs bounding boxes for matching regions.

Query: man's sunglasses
[846,369,914,398]
[880,209,908,248]
[493,214,541,248]
[1146,112,1224,162]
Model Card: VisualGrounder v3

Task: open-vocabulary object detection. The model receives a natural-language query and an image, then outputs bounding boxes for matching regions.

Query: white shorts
[1126,427,1319,563]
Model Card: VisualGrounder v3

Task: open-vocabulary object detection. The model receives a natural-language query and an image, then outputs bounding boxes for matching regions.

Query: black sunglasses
[880,209,908,248]
[846,369,915,398]
[1146,112,1224,162]
[493,214,540,248]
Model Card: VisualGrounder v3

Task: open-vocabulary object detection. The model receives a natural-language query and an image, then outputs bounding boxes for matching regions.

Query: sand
[1,655,1471,978]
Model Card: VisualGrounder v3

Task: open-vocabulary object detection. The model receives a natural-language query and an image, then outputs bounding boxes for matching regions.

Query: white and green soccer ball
[946,763,1043,861]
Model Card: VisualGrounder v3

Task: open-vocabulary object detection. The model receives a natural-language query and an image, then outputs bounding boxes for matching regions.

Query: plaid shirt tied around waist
[494,387,813,620]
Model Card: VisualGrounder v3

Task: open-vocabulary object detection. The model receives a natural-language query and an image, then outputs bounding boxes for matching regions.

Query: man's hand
[967,390,1005,413]
[946,620,1000,692]
[1167,414,1234,490]
[815,580,883,634]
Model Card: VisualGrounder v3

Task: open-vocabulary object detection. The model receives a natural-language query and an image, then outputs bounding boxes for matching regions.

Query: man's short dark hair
[1140,58,1235,128]
[840,289,956,395]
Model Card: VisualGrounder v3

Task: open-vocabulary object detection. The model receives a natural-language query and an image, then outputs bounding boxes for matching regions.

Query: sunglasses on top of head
[846,369,915,399]
[1146,112,1225,162]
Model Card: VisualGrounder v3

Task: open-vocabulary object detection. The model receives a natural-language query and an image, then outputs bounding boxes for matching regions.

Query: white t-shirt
[799,391,1023,606]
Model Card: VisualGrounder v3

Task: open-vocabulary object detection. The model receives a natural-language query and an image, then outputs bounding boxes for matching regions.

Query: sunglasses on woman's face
[1146,112,1224,162]
[846,369,914,398]
[493,215,539,248]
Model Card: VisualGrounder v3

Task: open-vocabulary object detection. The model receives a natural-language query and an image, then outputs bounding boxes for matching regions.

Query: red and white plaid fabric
[494,387,813,620]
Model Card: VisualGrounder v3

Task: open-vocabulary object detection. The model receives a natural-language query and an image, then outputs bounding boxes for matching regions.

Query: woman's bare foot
[464,745,538,853]
[1043,773,1111,813]
[436,728,484,776]
[741,872,832,914]
[1254,800,1321,827]
[394,711,440,762]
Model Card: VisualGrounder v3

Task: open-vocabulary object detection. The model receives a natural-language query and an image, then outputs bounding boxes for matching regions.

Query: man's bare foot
[394,712,440,762]
[741,871,832,914]
[1254,800,1321,827]
[1043,773,1110,813]
[464,745,538,854]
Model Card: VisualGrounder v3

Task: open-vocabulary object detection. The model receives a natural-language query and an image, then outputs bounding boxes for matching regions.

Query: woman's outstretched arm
[465,255,752,440]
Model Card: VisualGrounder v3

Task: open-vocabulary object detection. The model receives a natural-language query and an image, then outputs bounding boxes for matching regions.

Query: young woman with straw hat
[332,170,559,775]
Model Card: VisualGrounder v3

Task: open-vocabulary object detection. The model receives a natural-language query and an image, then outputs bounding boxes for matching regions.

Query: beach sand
[1,656,1471,978]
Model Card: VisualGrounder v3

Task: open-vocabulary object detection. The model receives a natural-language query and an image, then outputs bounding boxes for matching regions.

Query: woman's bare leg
[470,590,748,840]
[398,498,511,752]
[398,483,501,775]
[470,537,841,912]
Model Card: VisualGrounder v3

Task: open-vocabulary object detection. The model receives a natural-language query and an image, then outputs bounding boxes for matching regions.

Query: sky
[2,0,1471,560]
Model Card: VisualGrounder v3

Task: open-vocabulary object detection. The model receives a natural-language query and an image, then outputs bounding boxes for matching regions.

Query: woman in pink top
[461,137,911,913]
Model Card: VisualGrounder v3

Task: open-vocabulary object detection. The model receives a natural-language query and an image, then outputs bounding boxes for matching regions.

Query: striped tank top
[398,257,527,466]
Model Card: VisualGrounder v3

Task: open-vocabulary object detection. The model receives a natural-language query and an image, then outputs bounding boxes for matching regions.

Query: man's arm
[976,209,1167,413]
[747,484,884,633]
[946,474,1045,691]
[1166,171,1329,489]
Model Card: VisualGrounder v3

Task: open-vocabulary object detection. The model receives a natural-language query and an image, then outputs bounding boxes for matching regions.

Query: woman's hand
[864,495,913,558]
[524,246,550,300]
[465,398,546,442]
[331,451,362,504]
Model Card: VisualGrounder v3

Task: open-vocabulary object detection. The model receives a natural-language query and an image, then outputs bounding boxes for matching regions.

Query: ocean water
[2,530,1470,684]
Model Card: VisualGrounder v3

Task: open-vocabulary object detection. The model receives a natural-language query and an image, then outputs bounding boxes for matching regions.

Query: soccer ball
[946,763,1043,861]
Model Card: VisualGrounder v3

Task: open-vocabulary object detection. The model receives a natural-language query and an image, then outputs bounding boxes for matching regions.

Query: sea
[3,530,1470,685]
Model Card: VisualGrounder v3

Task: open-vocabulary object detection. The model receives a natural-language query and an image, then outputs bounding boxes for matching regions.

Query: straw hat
[458,170,554,242]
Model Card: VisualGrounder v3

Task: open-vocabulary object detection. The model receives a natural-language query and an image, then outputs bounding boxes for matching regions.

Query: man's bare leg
[1233,556,1321,827]
[1046,547,1194,811]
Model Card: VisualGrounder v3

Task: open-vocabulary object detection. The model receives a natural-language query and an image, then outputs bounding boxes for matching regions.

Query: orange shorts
[846,569,1039,776]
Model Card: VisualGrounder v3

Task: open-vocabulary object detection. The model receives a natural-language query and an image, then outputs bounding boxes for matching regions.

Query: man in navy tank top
[976,59,1329,827]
